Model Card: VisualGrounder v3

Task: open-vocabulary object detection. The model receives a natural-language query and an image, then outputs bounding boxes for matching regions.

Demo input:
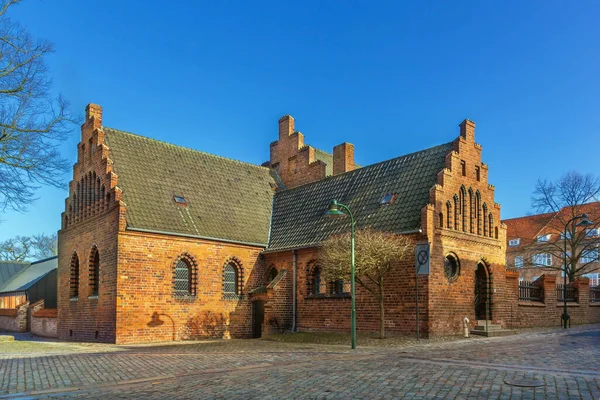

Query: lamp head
[576,213,594,227]
[327,199,345,217]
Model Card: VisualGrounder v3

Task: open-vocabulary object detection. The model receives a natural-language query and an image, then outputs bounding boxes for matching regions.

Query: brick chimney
[278,115,294,139]
[459,119,475,142]
[333,142,355,175]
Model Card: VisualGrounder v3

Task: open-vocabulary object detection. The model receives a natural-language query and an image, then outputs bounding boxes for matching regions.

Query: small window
[331,279,349,295]
[309,266,323,295]
[380,193,397,206]
[288,156,297,175]
[224,263,239,296]
[514,256,524,268]
[173,195,187,205]
[509,238,521,247]
[460,160,466,176]
[475,166,480,181]
[89,248,100,296]
[581,248,599,264]
[586,228,599,238]
[537,234,551,242]
[70,252,80,298]
[444,254,460,282]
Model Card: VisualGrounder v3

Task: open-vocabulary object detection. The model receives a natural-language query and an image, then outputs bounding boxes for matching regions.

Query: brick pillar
[459,119,475,142]
[278,115,294,138]
[541,274,557,304]
[333,142,355,175]
[85,104,103,128]
[574,277,590,323]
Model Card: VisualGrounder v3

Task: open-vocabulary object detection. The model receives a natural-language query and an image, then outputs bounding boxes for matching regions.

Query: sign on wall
[414,243,430,275]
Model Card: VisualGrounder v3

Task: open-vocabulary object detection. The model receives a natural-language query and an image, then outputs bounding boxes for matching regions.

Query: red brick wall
[263,242,430,337]
[114,230,267,344]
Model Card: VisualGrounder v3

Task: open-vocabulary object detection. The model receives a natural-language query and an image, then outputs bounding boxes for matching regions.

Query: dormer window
[537,234,551,242]
[380,193,397,206]
[508,238,521,247]
[174,195,187,205]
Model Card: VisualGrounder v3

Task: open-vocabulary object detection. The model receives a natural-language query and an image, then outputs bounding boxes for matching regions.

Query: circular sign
[417,250,428,265]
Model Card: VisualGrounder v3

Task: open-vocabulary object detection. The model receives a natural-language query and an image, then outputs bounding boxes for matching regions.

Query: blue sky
[1,0,599,241]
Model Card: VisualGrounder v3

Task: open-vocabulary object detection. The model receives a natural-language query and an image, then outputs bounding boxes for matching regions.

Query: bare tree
[0,0,75,213]
[319,227,412,338]
[0,232,56,261]
[523,171,600,282]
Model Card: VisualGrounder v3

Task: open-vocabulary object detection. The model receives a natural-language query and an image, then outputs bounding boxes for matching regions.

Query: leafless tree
[0,232,56,261]
[319,227,412,339]
[522,171,600,282]
[0,0,76,213]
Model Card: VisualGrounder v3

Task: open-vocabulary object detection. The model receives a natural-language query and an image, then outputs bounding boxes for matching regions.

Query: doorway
[474,263,491,320]
[251,300,265,338]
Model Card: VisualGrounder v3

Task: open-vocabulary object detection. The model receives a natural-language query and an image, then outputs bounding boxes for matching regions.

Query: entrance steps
[470,320,517,337]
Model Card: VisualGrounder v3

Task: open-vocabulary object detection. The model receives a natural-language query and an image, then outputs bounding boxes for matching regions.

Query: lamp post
[562,213,593,329]
[327,199,356,349]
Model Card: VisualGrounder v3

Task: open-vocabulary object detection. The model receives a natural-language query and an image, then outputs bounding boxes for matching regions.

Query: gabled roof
[266,142,454,251]
[0,257,57,294]
[104,128,279,246]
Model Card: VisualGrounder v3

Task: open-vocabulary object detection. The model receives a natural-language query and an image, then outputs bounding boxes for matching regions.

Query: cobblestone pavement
[1,325,599,399]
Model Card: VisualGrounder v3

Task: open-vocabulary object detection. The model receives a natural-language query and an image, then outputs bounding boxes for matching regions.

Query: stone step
[473,324,503,331]
[476,320,494,326]
[470,329,517,338]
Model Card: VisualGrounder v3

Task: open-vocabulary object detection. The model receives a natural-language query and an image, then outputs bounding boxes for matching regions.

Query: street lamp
[562,213,593,329]
[327,199,356,349]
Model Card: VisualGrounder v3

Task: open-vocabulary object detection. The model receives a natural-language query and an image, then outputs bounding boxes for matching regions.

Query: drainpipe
[292,250,297,332]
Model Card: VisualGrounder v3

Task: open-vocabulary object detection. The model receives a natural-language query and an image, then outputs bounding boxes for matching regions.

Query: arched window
[267,266,278,283]
[439,212,444,228]
[224,263,239,296]
[446,201,452,229]
[311,266,322,295]
[460,186,467,232]
[495,226,499,239]
[483,203,488,237]
[89,247,100,296]
[468,188,474,233]
[488,214,494,238]
[174,258,192,295]
[454,195,460,231]
[476,191,482,235]
[70,252,79,298]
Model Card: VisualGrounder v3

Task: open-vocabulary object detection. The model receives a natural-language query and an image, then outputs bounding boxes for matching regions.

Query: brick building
[58,104,513,343]
[503,203,600,284]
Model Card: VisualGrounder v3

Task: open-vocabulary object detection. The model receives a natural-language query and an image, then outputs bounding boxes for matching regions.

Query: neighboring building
[58,104,510,344]
[503,202,600,283]
[0,257,58,309]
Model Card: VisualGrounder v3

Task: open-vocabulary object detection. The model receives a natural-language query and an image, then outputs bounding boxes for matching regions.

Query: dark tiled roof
[267,142,454,251]
[314,148,334,176]
[104,128,278,245]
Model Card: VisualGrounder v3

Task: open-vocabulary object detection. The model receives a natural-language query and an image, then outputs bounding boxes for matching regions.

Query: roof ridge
[278,141,454,193]
[501,211,556,223]
[103,126,272,172]
[31,255,58,265]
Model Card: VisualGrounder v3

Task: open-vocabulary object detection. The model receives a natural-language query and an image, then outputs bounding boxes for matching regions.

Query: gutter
[125,227,267,248]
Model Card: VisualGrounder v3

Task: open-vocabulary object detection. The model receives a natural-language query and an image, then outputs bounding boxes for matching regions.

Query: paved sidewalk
[1,324,599,399]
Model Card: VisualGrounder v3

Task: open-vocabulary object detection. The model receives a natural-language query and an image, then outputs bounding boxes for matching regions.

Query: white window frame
[537,234,551,242]
[533,253,552,266]
[514,256,524,268]
[581,248,599,264]
[586,228,599,238]
[509,238,521,247]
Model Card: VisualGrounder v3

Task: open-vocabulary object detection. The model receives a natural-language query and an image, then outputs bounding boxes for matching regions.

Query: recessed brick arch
[88,245,100,296]
[222,256,244,295]
[172,252,198,296]
[69,251,80,298]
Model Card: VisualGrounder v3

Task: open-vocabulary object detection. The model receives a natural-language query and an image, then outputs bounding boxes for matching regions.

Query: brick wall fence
[507,274,600,328]
[30,299,58,338]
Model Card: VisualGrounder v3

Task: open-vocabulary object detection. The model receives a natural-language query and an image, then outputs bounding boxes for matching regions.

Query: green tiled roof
[266,142,453,251]
[104,128,278,245]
